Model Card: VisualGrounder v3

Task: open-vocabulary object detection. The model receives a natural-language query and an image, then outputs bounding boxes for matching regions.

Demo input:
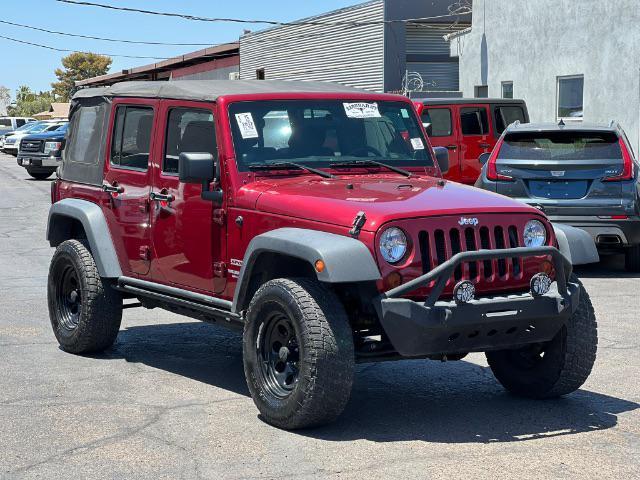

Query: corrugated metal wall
[406,23,462,91]
[240,1,385,92]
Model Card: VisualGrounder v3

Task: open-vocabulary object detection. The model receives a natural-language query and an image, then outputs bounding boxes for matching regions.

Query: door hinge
[213,208,226,226]
[213,262,227,278]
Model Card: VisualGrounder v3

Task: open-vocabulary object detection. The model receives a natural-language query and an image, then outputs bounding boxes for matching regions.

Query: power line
[0,19,212,46]
[0,34,169,59]
[55,0,471,27]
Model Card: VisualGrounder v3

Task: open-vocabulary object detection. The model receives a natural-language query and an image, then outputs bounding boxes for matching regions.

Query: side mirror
[423,122,433,137]
[179,152,222,203]
[433,146,449,174]
[478,152,491,165]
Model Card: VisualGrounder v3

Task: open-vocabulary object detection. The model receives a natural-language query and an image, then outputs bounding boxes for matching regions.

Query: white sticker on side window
[410,138,425,150]
[343,102,381,119]
[235,112,259,139]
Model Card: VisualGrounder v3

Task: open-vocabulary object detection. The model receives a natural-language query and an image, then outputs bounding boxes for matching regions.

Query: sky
[0,0,363,100]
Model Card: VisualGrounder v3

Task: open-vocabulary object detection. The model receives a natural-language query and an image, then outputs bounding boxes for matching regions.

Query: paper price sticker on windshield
[235,112,259,139]
[343,102,381,119]
[410,138,425,150]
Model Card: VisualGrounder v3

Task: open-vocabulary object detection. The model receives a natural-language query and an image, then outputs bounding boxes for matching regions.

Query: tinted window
[16,119,26,127]
[499,131,621,160]
[110,106,153,170]
[228,100,433,171]
[460,107,489,135]
[422,108,452,137]
[0,118,11,127]
[494,106,526,134]
[164,108,215,174]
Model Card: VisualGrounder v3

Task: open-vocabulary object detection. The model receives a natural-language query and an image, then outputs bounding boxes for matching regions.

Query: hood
[247,174,543,231]
[21,130,66,141]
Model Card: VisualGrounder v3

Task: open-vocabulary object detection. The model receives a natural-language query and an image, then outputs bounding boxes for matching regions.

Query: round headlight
[523,220,547,248]
[379,227,408,264]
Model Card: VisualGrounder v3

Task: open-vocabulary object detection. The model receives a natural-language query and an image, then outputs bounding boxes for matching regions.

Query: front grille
[418,224,522,282]
[20,139,42,153]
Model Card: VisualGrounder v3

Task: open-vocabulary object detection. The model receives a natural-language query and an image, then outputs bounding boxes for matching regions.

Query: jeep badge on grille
[458,217,479,226]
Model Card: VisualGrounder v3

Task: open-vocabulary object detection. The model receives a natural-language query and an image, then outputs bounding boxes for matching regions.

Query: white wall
[453,0,640,153]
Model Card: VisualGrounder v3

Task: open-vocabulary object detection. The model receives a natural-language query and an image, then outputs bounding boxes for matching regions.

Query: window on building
[256,68,265,80]
[557,75,584,120]
[422,108,452,137]
[502,82,513,99]
[494,106,526,134]
[474,85,488,98]
[460,107,489,135]
[110,106,154,170]
[164,108,215,174]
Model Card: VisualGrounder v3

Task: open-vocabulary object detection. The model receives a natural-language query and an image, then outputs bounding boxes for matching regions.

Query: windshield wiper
[248,161,334,179]
[330,159,412,178]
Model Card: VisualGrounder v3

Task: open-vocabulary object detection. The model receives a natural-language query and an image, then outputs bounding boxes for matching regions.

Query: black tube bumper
[375,246,579,357]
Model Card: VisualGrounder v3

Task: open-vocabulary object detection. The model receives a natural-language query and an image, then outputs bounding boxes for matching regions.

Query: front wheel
[26,168,53,180]
[486,275,597,398]
[243,278,354,429]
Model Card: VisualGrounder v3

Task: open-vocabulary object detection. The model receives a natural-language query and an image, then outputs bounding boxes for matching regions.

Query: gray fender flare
[47,198,122,278]
[232,227,381,312]
[553,223,600,266]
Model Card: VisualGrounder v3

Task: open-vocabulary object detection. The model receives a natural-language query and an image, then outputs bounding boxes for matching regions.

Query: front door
[149,100,226,294]
[459,105,492,184]
[422,106,461,181]
[102,100,157,276]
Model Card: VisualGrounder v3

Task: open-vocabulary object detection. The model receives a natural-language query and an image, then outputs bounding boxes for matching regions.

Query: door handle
[479,143,491,149]
[103,183,124,194]
[150,191,175,204]
[445,144,458,150]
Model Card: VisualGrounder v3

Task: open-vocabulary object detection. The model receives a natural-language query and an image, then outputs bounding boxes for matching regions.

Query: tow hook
[349,211,367,238]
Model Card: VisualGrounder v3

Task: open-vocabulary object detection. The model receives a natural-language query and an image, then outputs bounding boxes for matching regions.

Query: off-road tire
[486,275,597,398]
[243,278,354,429]
[48,239,122,354]
[26,168,52,180]
[624,244,640,272]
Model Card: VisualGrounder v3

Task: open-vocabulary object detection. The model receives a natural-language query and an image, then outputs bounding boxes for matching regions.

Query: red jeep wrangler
[47,81,596,429]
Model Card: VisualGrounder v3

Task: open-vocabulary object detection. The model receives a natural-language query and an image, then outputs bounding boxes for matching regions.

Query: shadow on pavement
[575,254,640,279]
[102,321,638,443]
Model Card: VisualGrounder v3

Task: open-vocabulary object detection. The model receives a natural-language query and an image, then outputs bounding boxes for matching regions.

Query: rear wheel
[624,244,640,272]
[26,168,53,180]
[486,275,597,398]
[243,278,354,429]
[48,240,122,354]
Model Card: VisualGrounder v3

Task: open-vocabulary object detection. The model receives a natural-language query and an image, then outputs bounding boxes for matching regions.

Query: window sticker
[235,112,259,139]
[343,102,381,119]
[401,108,410,118]
[410,138,425,150]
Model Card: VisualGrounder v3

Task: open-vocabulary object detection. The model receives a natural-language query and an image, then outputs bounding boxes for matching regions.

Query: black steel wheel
[48,240,122,354]
[243,278,354,430]
[486,274,597,398]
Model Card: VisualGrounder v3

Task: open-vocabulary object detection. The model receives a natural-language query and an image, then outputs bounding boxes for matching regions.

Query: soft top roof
[418,98,526,106]
[73,80,366,102]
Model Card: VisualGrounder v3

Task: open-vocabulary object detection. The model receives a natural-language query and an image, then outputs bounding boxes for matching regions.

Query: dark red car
[47,81,595,429]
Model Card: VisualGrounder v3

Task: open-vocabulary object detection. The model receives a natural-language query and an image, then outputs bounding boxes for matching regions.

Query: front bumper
[17,156,60,169]
[375,246,579,357]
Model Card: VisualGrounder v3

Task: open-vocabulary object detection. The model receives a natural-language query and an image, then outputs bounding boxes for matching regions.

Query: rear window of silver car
[499,131,621,160]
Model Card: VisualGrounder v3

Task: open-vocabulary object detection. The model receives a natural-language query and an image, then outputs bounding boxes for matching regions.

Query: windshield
[15,122,40,132]
[228,100,434,172]
[499,131,622,160]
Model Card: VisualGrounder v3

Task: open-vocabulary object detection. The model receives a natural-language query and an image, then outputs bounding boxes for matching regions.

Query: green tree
[7,87,55,117]
[0,85,11,115]
[51,52,112,101]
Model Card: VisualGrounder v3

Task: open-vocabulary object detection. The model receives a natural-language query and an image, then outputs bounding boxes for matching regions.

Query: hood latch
[349,211,367,238]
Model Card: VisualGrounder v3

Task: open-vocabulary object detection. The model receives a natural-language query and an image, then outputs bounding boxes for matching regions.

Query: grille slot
[508,226,521,276]
[434,230,446,266]
[450,228,462,281]
[479,227,492,278]
[495,226,507,277]
[464,227,478,279]
[418,231,430,274]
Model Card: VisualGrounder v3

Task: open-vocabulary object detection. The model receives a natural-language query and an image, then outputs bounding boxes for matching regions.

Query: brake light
[603,138,635,182]
[486,138,514,181]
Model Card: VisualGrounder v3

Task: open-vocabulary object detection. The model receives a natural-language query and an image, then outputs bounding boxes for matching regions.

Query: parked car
[47,80,596,429]
[416,98,529,185]
[0,116,36,137]
[0,119,44,151]
[2,120,67,156]
[17,122,68,179]
[476,121,640,271]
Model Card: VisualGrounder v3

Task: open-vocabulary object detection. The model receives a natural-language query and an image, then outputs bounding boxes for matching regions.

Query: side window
[164,108,215,174]
[110,106,154,171]
[422,108,452,137]
[16,119,26,127]
[460,107,489,136]
[494,106,526,134]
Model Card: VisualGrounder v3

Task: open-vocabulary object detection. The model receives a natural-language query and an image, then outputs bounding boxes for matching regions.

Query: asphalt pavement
[0,152,638,479]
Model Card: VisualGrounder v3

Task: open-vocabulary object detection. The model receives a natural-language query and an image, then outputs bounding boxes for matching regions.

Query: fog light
[530,273,552,297]
[453,280,475,304]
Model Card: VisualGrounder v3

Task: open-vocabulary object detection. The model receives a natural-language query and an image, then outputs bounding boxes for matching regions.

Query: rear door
[421,106,461,181]
[496,130,626,216]
[459,105,492,184]
[148,100,226,294]
[102,99,157,276]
